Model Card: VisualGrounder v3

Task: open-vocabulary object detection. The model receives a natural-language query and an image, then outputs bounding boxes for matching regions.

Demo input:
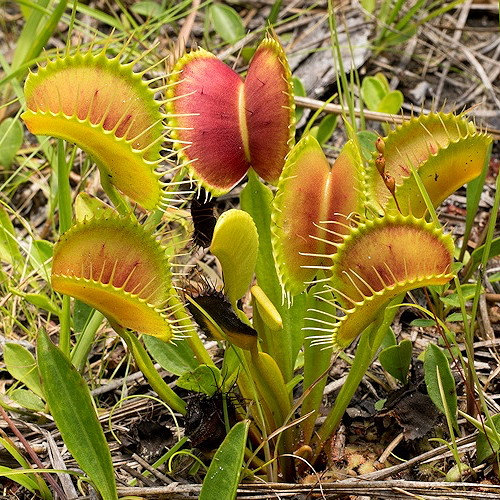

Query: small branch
[294,95,500,140]
[0,406,67,499]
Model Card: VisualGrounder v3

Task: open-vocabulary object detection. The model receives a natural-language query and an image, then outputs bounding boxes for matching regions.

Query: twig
[132,453,174,485]
[90,364,168,396]
[0,406,67,499]
[377,432,404,465]
[294,95,500,139]
[116,477,500,499]
[120,464,157,487]
[44,430,79,500]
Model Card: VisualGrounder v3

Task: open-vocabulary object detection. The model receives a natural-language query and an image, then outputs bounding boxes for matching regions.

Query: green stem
[240,170,306,382]
[248,345,294,481]
[311,302,398,462]
[112,322,186,415]
[235,348,275,480]
[71,310,105,371]
[58,297,71,357]
[300,293,334,445]
[57,139,72,356]
[99,173,131,217]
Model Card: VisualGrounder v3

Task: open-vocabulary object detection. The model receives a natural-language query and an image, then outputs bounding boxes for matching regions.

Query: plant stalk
[56,139,72,356]
[112,323,186,415]
[311,302,398,463]
[71,309,105,371]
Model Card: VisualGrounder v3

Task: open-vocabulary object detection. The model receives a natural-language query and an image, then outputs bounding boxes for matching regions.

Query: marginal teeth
[302,214,455,349]
[21,46,166,210]
[51,215,176,340]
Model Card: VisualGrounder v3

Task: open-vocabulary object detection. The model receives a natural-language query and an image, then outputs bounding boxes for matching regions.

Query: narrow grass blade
[199,420,249,500]
[12,0,68,73]
[0,437,52,499]
[461,142,492,261]
[36,330,117,500]
[0,465,40,495]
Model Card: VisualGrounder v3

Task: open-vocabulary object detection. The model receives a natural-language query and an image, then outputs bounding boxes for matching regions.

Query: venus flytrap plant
[10,25,494,494]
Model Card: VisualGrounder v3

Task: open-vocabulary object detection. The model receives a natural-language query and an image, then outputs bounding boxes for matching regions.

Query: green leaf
[374,72,391,92]
[424,343,457,430]
[378,339,412,384]
[4,343,44,399]
[0,118,24,167]
[210,209,258,306]
[240,173,276,297]
[489,272,500,283]
[199,420,250,500]
[314,114,338,146]
[131,0,164,17]
[446,312,470,322]
[410,318,436,327]
[144,334,199,376]
[440,284,479,308]
[361,76,385,110]
[24,292,61,316]
[476,414,500,464]
[36,330,117,500]
[241,171,307,379]
[74,193,114,223]
[380,326,397,350]
[0,205,22,266]
[357,130,378,161]
[209,3,245,44]
[360,0,376,13]
[376,90,403,114]
[9,388,45,412]
[177,365,221,396]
